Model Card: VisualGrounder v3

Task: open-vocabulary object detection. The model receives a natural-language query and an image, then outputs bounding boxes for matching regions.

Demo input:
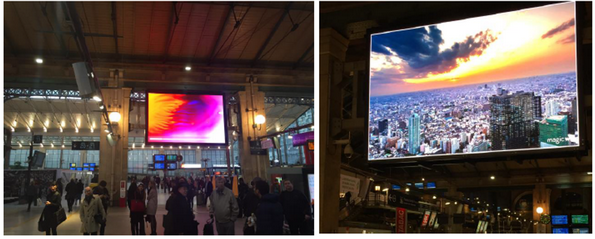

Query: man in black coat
[65,179,77,212]
[93,180,111,235]
[254,180,284,235]
[26,180,38,212]
[280,179,313,235]
[75,179,84,206]
[165,183,195,235]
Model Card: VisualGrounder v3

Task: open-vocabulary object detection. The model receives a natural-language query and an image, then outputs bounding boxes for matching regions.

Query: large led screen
[147,92,226,144]
[369,2,578,161]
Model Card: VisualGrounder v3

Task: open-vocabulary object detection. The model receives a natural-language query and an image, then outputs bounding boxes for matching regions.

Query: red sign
[396,207,407,233]
[421,210,431,227]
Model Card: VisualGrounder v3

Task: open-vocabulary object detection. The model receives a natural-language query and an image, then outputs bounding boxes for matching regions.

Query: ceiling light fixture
[185,66,191,71]
[35,58,43,64]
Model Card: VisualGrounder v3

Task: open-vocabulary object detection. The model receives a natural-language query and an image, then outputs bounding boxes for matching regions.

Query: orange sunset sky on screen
[370,2,576,96]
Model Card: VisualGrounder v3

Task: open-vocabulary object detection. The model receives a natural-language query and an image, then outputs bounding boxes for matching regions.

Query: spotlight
[490,176,495,180]
[99,105,104,110]
[185,66,191,71]
[105,129,110,133]
[109,112,121,123]
[93,96,102,102]
[35,58,43,64]
[10,126,14,132]
[433,195,436,199]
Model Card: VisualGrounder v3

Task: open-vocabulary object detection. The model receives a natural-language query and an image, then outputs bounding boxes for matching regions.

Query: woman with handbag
[42,184,62,235]
[80,187,106,235]
[129,183,146,235]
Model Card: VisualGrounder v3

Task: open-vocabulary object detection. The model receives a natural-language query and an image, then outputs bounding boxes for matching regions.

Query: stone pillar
[98,87,131,207]
[237,89,268,183]
[320,28,349,233]
[533,182,551,233]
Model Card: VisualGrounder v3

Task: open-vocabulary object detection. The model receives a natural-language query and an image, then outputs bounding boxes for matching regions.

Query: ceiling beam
[208,3,234,66]
[162,2,180,63]
[36,30,124,38]
[111,2,120,59]
[251,2,293,67]
[293,43,314,69]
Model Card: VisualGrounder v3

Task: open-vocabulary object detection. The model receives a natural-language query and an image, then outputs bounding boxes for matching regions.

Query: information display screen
[167,163,177,170]
[572,228,589,233]
[571,215,588,224]
[551,215,568,225]
[154,154,165,162]
[166,154,178,161]
[147,92,226,144]
[553,228,569,234]
[368,2,579,161]
[155,163,165,170]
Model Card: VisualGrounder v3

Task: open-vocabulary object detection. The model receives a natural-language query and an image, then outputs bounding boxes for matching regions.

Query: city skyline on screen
[368,2,579,161]
[370,2,576,97]
[147,93,226,144]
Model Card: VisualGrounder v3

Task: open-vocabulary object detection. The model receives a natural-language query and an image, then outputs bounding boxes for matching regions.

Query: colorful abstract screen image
[147,92,226,144]
[369,3,579,161]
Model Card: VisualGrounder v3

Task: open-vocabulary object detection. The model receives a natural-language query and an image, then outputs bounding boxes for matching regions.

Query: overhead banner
[396,207,407,233]
[340,174,360,196]
[388,190,420,210]
[292,131,314,146]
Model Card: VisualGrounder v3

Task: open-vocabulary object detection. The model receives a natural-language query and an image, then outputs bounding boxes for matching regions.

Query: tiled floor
[4,191,246,235]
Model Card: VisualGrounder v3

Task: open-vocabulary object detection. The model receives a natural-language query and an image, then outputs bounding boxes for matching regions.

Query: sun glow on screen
[147,93,226,144]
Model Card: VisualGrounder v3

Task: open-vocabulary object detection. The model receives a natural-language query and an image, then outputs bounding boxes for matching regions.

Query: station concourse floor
[4,190,245,235]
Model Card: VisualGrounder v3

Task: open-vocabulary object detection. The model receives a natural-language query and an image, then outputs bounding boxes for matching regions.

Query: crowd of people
[33,174,313,235]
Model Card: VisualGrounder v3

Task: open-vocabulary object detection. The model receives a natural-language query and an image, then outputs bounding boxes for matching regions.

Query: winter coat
[208,187,239,224]
[280,189,311,224]
[42,191,62,228]
[255,193,284,235]
[75,182,84,196]
[65,182,77,199]
[165,193,194,235]
[126,183,138,210]
[92,186,110,212]
[146,187,158,215]
[242,190,260,217]
[205,181,213,198]
[80,195,106,234]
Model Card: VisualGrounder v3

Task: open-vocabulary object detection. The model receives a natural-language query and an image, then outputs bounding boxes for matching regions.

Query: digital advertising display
[551,215,568,225]
[571,215,588,224]
[553,228,569,234]
[368,2,579,161]
[427,211,437,227]
[147,92,227,145]
[421,210,431,227]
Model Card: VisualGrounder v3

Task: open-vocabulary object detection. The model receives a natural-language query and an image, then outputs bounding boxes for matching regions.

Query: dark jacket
[42,191,62,227]
[127,183,138,210]
[243,189,259,217]
[26,184,38,197]
[205,181,213,198]
[280,189,311,223]
[255,193,284,235]
[65,181,77,199]
[76,181,84,195]
[165,193,194,235]
[92,186,111,210]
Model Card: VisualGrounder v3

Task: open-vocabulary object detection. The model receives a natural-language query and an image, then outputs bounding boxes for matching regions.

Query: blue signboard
[551,215,568,225]
[552,228,569,234]
[415,182,424,189]
[155,163,165,170]
[392,184,401,190]
[426,182,436,189]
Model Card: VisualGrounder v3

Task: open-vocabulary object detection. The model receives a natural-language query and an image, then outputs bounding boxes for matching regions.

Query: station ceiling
[4,2,314,92]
